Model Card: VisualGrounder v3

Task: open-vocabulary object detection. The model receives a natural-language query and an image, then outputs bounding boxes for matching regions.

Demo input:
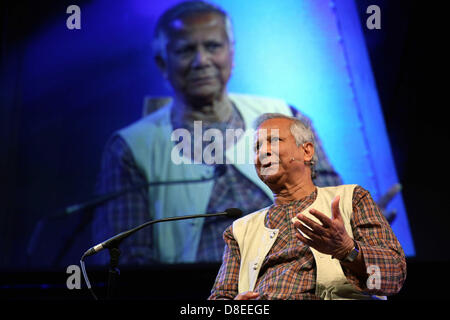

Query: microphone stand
[107,246,120,300]
[81,209,241,300]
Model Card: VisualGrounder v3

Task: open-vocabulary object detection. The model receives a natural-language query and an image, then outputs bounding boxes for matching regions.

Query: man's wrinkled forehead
[256,119,292,135]
[167,12,226,36]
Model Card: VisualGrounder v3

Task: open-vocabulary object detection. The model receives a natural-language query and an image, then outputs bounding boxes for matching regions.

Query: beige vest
[232,185,386,300]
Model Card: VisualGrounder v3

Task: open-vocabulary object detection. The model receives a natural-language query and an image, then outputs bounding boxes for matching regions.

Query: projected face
[254,118,314,188]
[160,12,233,105]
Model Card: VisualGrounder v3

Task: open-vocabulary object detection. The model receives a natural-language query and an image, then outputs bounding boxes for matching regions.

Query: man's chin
[186,82,222,95]
[259,170,282,184]
[186,91,223,106]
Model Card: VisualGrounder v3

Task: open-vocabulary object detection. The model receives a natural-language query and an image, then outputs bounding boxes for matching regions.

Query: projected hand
[376,183,402,224]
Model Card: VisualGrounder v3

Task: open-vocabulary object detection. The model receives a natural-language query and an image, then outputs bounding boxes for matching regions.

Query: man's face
[254,118,310,186]
[159,12,233,104]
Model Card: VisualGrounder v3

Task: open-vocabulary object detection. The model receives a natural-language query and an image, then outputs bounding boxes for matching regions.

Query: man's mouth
[262,162,275,168]
[188,73,216,80]
[188,76,217,87]
[259,161,280,177]
[260,159,279,168]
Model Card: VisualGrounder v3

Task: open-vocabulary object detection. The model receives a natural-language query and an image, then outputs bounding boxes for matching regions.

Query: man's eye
[175,46,194,55]
[206,42,222,51]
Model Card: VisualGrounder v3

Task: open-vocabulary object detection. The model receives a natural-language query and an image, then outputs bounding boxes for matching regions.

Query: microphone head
[214,164,227,178]
[225,208,243,219]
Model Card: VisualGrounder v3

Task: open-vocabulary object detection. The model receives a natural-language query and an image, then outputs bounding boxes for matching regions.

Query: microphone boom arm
[82,211,232,258]
[80,207,242,300]
[66,174,220,216]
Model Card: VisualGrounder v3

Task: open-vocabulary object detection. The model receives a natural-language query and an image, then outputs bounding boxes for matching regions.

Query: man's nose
[259,141,272,154]
[257,145,272,163]
[192,48,210,67]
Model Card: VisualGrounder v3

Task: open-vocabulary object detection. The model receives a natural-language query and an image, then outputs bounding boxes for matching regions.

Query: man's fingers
[306,209,332,228]
[295,231,313,247]
[331,195,342,221]
[295,221,316,239]
[235,291,260,300]
[295,214,326,235]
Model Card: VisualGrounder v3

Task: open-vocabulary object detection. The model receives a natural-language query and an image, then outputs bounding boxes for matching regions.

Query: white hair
[152,1,234,61]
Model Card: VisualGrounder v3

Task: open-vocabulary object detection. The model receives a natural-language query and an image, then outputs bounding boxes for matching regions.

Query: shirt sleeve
[343,186,407,296]
[208,225,241,300]
[289,106,343,187]
[91,134,154,266]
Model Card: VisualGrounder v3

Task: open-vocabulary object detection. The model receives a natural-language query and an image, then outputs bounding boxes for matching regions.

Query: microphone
[81,207,242,259]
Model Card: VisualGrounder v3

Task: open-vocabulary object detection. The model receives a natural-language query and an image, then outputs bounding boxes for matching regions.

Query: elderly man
[208,113,406,300]
[92,1,341,266]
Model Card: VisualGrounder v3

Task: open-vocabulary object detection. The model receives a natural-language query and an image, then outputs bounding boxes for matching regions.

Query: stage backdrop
[2,0,414,269]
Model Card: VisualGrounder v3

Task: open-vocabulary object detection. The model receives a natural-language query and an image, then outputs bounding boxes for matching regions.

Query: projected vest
[118,93,292,263]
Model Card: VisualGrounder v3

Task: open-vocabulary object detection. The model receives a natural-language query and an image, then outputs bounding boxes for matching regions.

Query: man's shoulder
[232,206,270,233]
[229,93,291,114]
[229,93,285,103]
[317,184,361,199]
[317,185,371,213]
[318,184,359,192]
[118,104,172,137]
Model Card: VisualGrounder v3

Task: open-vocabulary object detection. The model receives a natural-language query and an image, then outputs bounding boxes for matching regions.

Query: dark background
[356,0,449,262]
[0,0,448,300]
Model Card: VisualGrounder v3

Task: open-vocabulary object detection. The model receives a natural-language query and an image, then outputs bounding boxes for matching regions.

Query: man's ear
[155,55,168,79]
[230,46,235,70]
[302,142,315,162]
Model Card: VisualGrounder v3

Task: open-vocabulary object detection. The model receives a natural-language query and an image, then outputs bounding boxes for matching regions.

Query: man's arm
[294,186,406,296]
[208,226,242,300]
[91,135,153,266]
[342,186,407,295]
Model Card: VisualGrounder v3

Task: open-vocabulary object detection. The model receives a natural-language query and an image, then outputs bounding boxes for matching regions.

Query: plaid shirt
[91,104,342,265]
[208,186,406,299]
